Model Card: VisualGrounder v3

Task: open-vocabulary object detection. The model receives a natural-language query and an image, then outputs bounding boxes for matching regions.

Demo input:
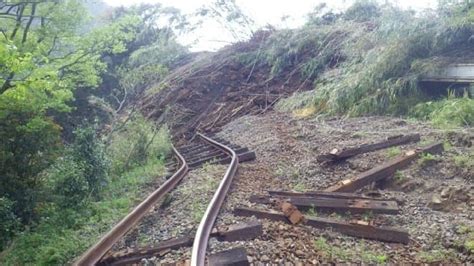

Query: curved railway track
[75,133,254,266]
[191,133,239,266]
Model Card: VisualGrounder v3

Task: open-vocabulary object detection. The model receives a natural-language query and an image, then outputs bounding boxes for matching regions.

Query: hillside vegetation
[143,1,473,137]
[0,2,180,264]
[0,0,473,264]
[275,1,474,122]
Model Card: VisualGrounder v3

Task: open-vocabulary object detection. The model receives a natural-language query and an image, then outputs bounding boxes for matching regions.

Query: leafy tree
[0,1,145,222]
[0,197,20,250]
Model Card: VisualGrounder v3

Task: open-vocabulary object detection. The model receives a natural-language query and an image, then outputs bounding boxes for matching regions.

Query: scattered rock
[429,194,444,210]
[260,255,270,262]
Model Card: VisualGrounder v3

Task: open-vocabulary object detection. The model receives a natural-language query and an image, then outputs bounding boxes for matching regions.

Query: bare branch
[10,3,25,40]
[21,2,36,43]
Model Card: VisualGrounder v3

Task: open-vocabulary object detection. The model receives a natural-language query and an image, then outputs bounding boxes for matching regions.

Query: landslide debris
[139,29,329,139]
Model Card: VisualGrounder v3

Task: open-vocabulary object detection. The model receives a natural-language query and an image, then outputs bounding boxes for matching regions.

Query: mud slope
[139,31,315,139]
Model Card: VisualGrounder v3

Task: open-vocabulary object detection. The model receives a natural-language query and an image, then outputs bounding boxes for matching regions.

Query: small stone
[295,250,305,257]
[440,188,451,198]
[261,255,270,262]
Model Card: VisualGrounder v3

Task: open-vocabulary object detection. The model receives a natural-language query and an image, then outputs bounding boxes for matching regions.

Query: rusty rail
[191,133,239,266]
[74,146,188,265]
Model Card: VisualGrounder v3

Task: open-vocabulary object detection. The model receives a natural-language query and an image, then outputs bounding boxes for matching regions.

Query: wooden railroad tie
[208,247,250,266]
[325,142,444,192]
[234,207,409,244]
[250,194,399,215]
[99,221,262,265]
[317,134,421,162]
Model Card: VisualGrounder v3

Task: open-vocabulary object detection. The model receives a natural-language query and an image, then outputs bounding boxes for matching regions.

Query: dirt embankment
[139,31,315,140]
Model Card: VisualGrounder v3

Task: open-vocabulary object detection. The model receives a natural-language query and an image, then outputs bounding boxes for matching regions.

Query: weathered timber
[187,153,228,168]
[267,190,376,200]
[99,221,261,265]
[318,134,420,162]
[186,147,248,163]
[216,220,263,242]
[99,236,193,265]
[208,247,249,266]
[249,195,399,214]
[233,207,409,244]
[325,142,444,192]
[188,150,255,169]
[290,197,398,214]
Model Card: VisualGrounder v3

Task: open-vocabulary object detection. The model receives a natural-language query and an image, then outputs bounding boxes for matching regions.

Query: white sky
[102,0,438,51]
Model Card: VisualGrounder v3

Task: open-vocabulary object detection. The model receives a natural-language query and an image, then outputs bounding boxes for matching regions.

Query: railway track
[75,133,255,266]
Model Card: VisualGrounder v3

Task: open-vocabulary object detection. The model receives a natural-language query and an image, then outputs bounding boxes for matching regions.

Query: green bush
[72,126,109,195]
[108,115,171,176]
[411,96,474,128]
[48,155,90,209]
[0,108,62,223]
[0,197,20,250]
[343,0,381,22]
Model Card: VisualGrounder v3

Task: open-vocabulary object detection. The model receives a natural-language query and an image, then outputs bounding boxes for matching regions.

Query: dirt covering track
[140,30,314,139]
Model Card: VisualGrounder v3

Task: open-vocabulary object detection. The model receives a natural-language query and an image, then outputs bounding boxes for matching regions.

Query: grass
[386,147,402,158]
[412,96,474,129]
[416,248,457,263]
[465,239,474,254]
[291,182,306,192]
[314,237,388,263]
[361,211,374,222]
[0,160,165,265]
[190,200,206,223]
[417,153,438,168]
[306,206,317,216]
[419,138,436,147]
[393,170,406,184]
[453,152,474,169]
[181,163,220,223]
[455,224,474,254]
[273,2,473,125]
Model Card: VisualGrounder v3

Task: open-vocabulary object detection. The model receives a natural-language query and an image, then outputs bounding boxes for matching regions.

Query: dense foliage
[268,1,474,126]
[0,0,182,258]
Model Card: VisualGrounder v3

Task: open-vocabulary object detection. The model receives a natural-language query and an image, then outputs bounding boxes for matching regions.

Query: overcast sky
[102,0,438,51]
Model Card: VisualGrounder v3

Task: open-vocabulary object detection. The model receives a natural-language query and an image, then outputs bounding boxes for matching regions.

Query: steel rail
[191,133,239,266]
[74,146,188,265]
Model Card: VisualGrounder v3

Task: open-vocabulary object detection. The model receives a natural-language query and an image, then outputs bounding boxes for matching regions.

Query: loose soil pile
[139,31,314,140]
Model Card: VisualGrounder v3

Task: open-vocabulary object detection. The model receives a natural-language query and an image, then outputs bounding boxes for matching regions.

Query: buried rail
[74,146,188,265]
[191,133,239,266]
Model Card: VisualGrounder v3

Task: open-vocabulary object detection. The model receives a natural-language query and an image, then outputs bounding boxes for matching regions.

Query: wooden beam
[325,142,443,192]
[234,207,409,244]
[208,247,249,266]
[267,190,376,200]
[99,221,262,265]
[318,134,420,162]
[99,236,194,265]
[249,195,399,215]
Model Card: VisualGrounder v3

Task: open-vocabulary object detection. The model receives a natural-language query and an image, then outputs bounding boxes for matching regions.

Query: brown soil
[139,30,315,140]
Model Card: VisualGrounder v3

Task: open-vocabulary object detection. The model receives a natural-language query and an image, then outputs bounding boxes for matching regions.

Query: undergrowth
[1,162,164,265]
[411,94,474,128]
[0,116,170,265]
[272,1,473,126]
